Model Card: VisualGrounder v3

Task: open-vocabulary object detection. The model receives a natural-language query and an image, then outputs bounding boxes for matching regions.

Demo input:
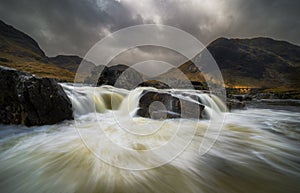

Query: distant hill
[0,20,95,82]
[207,37,300,88]
[1,19,300,88]
[49,55,95,73]
[159,60,205,82]
[159,37,300,89]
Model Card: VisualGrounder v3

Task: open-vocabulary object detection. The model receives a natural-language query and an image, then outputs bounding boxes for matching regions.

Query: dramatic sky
[0,0,299,58]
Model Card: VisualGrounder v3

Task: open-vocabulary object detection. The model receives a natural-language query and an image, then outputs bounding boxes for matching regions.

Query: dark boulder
[137,90,205,119]
[191,81,208,90]
[0,66,73,126]
[227,94,252,101]
[138,80,171,89]
[97,64,143,90]
[84,65,106,85]
[226,99,246,111]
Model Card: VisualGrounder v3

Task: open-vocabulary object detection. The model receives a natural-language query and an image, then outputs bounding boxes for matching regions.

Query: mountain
[154,60,207,89]
[159,37,300,89]
[159,60,205,82]
[207,37,300,88]
[0,20,45,59]
[49,55,95,73]
[0,20,95,82]
[1,19,299,89]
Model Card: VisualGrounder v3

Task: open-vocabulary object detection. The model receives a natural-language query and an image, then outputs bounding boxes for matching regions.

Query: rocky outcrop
[226,99,246,111]
[137,90,205,119]
[84,65,106,85]
[227,94,252,101]
[225,94,249,110]
[97,64,143,90]
[138,80,171,89]
[0,66,73,126]
[252,92,300,100]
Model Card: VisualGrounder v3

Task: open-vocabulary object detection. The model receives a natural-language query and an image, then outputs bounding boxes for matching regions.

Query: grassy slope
[0,51,75,82]
[0,20,76,82]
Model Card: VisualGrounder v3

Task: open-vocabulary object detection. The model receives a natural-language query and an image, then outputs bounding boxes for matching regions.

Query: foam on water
[0,85,299,193]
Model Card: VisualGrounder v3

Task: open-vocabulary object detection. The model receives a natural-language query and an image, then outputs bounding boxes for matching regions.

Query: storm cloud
[0,0,299,57]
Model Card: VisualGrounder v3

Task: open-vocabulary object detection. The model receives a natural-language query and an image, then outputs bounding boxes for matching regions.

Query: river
[0,85,299,193]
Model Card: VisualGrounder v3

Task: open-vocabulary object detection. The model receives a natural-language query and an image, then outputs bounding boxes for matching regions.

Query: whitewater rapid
[0,85,299,193]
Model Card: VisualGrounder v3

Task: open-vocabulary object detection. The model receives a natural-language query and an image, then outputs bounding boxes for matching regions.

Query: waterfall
[62,84,127,116]
[0,84,299,193]
[61,84,226,119]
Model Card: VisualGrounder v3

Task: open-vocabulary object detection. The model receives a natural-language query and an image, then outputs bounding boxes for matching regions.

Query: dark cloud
[0,0,299,57]
[222,0,300,43]
[0,0,143,56]
[122,0,300,45]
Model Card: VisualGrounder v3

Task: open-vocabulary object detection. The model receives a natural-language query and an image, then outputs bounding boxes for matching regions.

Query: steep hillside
[207,37,300,88]
[159,37,300,89]
[160,60,205,82]
[0,20,95,82]
[0,20,45,59]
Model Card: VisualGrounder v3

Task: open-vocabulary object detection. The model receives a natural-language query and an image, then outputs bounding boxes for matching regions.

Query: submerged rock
[0,66,73,126]
[137,90,205,119]
[226,99,246,111]
[228,94,252,101]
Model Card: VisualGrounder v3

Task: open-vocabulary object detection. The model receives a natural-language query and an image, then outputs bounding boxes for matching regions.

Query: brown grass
[0,54,75,82]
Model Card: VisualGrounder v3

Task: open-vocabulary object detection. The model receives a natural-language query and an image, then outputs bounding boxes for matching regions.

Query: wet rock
[191,81,208,90]
[137,90,205,119]
[84,65,106,85]
[226,99,246,111]
[0,66,73,126]
[0,57,11,63]
[97,64,143,90]
[227,94,252,101]
[138,80,171,89]
[252,92,300,100]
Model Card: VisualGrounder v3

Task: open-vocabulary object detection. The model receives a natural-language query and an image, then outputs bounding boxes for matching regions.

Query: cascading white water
[62,84,225,119]
[62,84,128,115]
[0,84,299,193]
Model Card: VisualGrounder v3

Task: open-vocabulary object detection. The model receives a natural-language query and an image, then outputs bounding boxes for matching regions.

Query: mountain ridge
[0,19,95,82]
[208,37,300,87]
[159,36,300,89]
[1,19,299,89]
